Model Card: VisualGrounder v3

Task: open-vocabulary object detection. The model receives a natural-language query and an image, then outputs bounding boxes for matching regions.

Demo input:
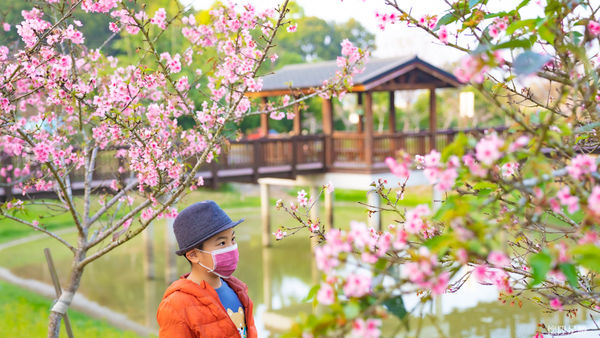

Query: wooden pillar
[433,186,443,212]
[261,183,271,247]
[322,98,334,168]
[292,99,301,135]
[144,273,157,327]
[389,91,397,156]
[429,88,437,152]
[364,92,374,167]
[262,247,272,310]
[357,93,364,133]
[210,161,219,189]
[324,188,334,231]
[310,185,319,248]
[260,97,269,137]
[389,91,396,133]
[165,216,178,283]
[143,222,155,280]
[367,188,381,231]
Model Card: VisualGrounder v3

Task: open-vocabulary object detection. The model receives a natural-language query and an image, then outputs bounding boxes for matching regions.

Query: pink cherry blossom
[509,135,529,151]
[431,271,449,296]
[475,133,504,165]
[589,20,600,36]
[343,273,371,297]
[151,8,167,30]
[557,187,580,213]
[550,298,563,311]
[488,251,510,268]
[273,229,287,240]
[567,154,597,180]
[454,55,489,83]
[287,23,297,32]
[350,318,381,338]
[3,23,10,31]
[317,282,335,305]
[438,25,448,44]
[385,156,409,178]
[473,264,489,283]
[501,162,519,178]
[308,221,319,233]
[588,186,600,215]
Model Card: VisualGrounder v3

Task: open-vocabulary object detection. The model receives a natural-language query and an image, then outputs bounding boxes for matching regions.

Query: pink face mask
[197,244,239,279]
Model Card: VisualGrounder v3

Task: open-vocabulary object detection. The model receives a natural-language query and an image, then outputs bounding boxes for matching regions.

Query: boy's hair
[184,241,204,265]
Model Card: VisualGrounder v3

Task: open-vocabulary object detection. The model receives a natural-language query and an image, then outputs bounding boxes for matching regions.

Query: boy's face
[185,228,236,269]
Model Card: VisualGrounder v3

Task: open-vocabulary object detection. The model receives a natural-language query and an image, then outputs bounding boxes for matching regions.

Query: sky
[188,0,467,67]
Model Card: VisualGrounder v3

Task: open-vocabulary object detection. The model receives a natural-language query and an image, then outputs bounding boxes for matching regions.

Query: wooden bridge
[0,127,504,200]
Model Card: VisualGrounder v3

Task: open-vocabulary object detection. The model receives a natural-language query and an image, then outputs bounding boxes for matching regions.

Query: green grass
[0,281,141,338]
[1,184,433,245]
[0,202,76,244]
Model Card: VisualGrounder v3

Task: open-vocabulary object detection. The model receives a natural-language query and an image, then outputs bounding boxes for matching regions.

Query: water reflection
[4,207,597,337]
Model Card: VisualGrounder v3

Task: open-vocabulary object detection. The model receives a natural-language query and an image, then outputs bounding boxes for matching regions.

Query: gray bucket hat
[173,200,244,255]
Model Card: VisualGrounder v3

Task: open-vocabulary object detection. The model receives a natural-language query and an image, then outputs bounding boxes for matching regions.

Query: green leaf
[569,31,583,45]
[441,133,468,161]
[374,258,388,272]
[538,24,555,44]
[343,301,361,320]
[529,250,552,286]
[473,181,498,190]
[506,18,538,35]
[435,12,459,30]
[493,39,533,50]
[384,295,408,322]
[558,263,579,288]
[513,51,552,76]
[516,0,531,10]
[484,11,512,19]
[571,244,600,272]
[423,234,453,252]
[304,284,320,302]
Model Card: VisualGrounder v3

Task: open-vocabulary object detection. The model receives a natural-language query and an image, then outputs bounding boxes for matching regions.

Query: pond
[0,199,596,337]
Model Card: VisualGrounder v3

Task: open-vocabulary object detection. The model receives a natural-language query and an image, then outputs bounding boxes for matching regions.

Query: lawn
[0,280,142,338]
[0,183,432,244]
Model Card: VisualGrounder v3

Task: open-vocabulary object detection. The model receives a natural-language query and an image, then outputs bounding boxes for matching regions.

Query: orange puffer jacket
[157,274,257,338]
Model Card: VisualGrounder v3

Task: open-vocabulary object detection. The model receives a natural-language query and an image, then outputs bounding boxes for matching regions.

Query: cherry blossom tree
[0,1,367,337]
[276,1,600,337]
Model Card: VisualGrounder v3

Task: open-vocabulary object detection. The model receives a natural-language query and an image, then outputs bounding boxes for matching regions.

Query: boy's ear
[185,249,198,263]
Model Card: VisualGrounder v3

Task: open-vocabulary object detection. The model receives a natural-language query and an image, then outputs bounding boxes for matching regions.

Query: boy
[157,200,257,338]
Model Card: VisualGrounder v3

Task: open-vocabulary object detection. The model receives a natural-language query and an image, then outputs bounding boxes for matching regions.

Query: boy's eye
[219,241,226,246]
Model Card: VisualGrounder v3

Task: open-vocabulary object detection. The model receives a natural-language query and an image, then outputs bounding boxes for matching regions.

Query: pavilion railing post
[291,137,298,178]
[210,159,219,189]
[398,133,405,157]
[253,140,261,182]
[322,135,328,170]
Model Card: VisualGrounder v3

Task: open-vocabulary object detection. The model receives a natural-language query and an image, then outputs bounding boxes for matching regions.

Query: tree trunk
[47,251,85,338]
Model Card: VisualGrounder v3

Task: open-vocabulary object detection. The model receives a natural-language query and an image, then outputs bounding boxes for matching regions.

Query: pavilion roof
[251,56,461,97]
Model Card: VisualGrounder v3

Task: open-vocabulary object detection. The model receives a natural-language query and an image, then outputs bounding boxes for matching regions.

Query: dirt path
[0,228,76,252]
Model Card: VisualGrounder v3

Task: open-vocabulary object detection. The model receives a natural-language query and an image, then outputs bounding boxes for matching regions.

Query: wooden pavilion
[246,56,463,172]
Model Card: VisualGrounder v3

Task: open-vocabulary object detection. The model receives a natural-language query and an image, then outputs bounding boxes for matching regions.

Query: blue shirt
[215,279,246,338]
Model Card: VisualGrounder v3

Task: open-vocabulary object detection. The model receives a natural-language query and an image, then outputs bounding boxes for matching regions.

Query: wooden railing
[0,128,510,198]
[198,134,326,175]
[329,126,507,165]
